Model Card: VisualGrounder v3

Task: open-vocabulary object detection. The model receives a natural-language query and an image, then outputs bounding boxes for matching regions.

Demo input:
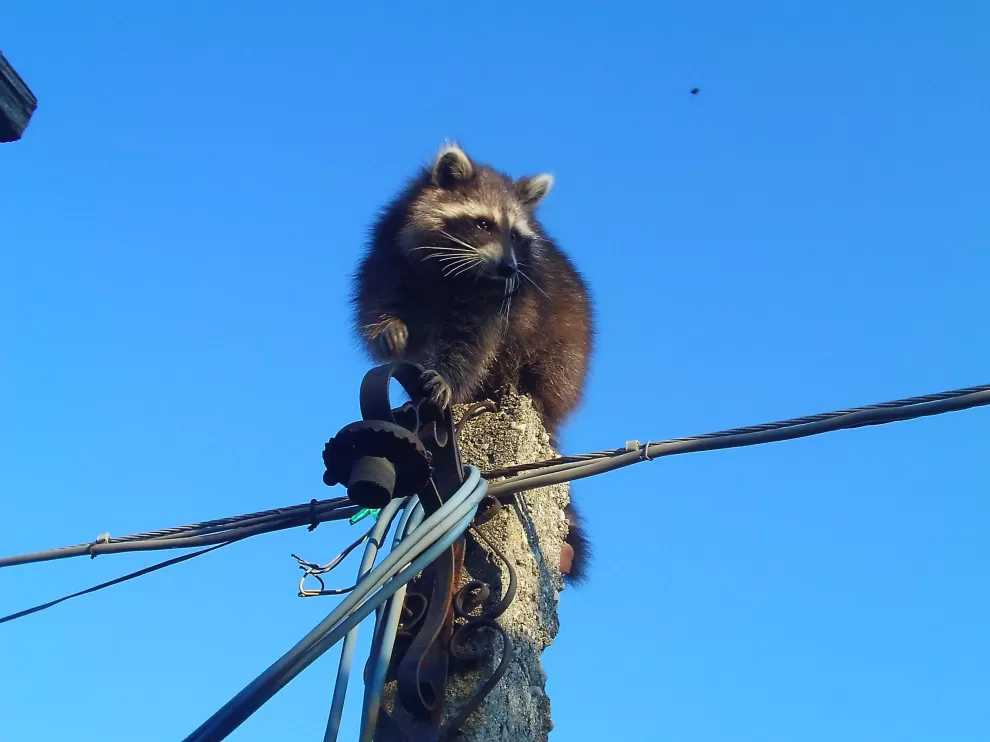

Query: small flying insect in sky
[690,88,700,95]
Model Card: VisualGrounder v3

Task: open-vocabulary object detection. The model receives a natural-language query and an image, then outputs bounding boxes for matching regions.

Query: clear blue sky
[2,2,988,740]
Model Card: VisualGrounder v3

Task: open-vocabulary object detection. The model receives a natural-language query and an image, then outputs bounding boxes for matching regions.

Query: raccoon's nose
[495,256,518,278]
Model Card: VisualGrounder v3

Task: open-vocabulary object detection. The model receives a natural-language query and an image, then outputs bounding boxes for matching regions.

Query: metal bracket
[323,362,468,742]
[358,362,465,514]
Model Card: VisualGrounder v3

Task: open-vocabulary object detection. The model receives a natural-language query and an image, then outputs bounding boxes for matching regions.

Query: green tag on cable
[349,507,380,526]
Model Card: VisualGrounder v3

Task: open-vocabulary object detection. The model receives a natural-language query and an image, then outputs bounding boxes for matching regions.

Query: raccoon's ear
[432,144,475,188]
[515,174,554,208]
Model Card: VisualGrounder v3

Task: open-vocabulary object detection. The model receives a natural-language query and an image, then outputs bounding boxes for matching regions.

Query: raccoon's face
[401,144,553,288]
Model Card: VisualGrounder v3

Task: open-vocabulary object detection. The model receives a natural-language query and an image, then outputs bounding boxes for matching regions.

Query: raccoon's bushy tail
[563,500,592,586]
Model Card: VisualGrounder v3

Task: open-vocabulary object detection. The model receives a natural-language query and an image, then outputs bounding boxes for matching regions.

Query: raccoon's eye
[475,218,492,232]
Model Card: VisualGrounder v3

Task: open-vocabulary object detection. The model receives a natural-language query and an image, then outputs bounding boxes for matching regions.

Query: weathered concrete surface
[440,394,570,741]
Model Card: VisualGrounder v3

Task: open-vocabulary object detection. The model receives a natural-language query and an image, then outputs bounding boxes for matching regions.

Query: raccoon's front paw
[378,319,408,358]
[419,370,453,410]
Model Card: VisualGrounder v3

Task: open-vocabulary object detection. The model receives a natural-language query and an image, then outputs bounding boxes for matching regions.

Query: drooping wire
[1,381,987,624]
[182,466,490,742]
[323,498,407,742]
[0,542,232,625]
[358,499,424,742]
[0,380,984,738]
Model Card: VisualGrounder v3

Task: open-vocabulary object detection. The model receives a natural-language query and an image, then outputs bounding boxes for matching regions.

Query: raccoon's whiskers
[517,267,550,299]
[501,292,513,325]
[425,253,472,263]
[441,256,477,274]
[411,245,475,253]
[438,230,481,253]
[413,246,477,264]
[444,259,483,278]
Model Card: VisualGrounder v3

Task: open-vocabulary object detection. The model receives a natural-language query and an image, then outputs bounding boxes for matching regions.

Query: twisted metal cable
[2,383,987,572]
[0,498,359,568]
[481,384,990,481]
[485,385,990,498]
[100,496,353,543]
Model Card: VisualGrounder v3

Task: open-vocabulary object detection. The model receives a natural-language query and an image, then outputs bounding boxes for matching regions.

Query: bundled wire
[323,498,409,742]
[0,380,985,740]
[0,496,360,569]
[484,383,990,496]
[1,382,986,629]
[325,498,426,742]
[0,497,360,624]
[356,504,422,742]
[182,466,490,742]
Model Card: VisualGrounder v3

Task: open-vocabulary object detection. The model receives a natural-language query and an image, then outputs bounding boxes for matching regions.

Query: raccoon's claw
[379,319,409,358]
[419,370,453,410]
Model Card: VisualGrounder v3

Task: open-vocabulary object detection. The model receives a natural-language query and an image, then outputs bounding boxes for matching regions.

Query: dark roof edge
[0,50,39,143]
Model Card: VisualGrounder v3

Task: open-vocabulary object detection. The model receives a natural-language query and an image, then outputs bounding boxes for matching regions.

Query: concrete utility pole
[0,51,38,143]
[440,394,571,740]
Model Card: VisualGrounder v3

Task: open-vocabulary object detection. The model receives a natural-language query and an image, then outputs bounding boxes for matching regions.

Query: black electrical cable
[0,501,360,569]
[0,542,232,625]
[0,507,371,625]
[76,509,358,557]
[107,495,352,542]
[3,384,986,572]
[487,386,990,497]
[0,381,985,727]
[483,383,990,481]
[184,471,488,742]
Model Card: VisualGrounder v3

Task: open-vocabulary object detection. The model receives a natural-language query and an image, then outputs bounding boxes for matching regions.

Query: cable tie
[642,441,653,461]
[307,499,320,531]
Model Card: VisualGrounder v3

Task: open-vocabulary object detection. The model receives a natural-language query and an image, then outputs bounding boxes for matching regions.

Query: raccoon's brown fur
[351,143,595,582]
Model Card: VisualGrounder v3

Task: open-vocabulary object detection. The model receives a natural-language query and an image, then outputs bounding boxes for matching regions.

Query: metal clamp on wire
[625,439,653,461]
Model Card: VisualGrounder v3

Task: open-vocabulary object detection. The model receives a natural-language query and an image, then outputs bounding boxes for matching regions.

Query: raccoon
[351,143,595,583]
